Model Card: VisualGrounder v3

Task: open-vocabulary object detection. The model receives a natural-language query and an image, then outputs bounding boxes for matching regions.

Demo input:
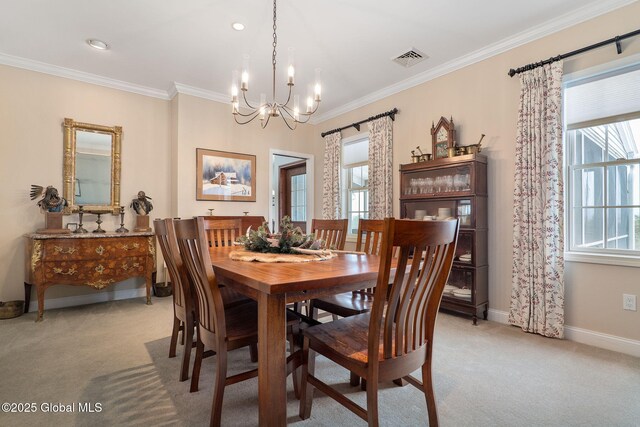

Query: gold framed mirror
[63,118,122,214]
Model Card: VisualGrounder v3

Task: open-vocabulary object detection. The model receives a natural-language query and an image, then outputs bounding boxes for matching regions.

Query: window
[565,65,640,259]
[290,174,306,222]
[342,135,369,236]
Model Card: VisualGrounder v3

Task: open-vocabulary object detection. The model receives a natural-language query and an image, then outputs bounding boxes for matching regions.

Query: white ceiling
[0,0,634,121]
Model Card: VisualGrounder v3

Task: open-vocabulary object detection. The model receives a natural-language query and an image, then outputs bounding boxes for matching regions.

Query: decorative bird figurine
[30,185,68,212]
[130,191,153,215]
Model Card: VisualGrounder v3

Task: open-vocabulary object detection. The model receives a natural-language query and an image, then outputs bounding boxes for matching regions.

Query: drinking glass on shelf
[410,178,418,194]
[425,177,434,194]
[445,175,454,192]
[434,176,442,193]
[453,174,462,191]
[463,174,471,190]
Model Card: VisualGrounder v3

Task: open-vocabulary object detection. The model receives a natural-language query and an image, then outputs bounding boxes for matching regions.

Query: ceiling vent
[392,48,428,68]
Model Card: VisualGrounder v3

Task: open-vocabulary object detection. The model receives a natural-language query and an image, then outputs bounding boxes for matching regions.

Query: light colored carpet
[0,297,638,426]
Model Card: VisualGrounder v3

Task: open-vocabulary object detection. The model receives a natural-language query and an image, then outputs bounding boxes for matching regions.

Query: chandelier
[231,0,321,130]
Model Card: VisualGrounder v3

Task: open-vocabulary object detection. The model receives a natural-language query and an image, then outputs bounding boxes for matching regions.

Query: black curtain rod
[320,108,398,138]
[508,28,640,77]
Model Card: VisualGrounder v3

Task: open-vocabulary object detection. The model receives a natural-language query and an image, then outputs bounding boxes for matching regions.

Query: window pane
[349,213,360,234]
[606,207,640,250]
[579,208,604,249]
[573,167,604,207]
[570,131,583,166]
[608,164,639,206]
[583,132,604,164]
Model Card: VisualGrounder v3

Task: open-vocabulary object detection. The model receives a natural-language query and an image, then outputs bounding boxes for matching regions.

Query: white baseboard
[486,309,640,358]
[564,325,640,358]
[28,287,147,313]
[487,308,510,324]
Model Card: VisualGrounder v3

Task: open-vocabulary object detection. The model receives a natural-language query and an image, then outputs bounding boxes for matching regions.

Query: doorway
[269,150,314,233]
[279,160,307,232]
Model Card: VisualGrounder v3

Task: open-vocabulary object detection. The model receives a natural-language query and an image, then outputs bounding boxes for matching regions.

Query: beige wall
[0,3,637,342]
[0,65,172,302]
[313,2,640,341]
[0,72,320,305]
[171,94,320,220]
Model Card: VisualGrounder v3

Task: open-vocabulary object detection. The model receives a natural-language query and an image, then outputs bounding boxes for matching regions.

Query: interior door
[279,160,307,232]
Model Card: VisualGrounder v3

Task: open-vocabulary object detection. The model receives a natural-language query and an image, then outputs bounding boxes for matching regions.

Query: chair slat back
[154,218,191,311]
[355,219,385,255]
[174,218,227,337]
[201,215,269,234]
[369,219,459,361]
[311,219,348,250]
[201,218,243,248]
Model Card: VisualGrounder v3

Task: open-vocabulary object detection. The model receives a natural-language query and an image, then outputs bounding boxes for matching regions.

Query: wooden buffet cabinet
[400,154,488,324]
[24,232,156,321]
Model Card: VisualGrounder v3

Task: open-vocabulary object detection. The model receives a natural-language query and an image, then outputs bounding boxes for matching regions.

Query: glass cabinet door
[402,164,472,196]
[444,267,474,302]
[403,198,475,228]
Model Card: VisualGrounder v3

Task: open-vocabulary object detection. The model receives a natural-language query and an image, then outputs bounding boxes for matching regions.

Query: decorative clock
[431,116,456,159]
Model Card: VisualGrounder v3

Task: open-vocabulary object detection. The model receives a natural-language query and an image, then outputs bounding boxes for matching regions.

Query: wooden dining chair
[310,218,348,250]
[154,218,196,383]
[201,217,243,248]
[299,218,459,427]
[155,218,256,386]
[310,219,384,387]
[174,217,301,426]
[312,219,384,320]
[289,218,349,317]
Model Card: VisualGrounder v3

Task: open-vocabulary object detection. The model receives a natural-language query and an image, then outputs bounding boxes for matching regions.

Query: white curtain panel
[322,132,342,219]
[368,116,393,219]
[509,61,565,339]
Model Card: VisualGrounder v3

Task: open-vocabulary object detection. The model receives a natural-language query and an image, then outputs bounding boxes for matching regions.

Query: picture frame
[196,148,256,201]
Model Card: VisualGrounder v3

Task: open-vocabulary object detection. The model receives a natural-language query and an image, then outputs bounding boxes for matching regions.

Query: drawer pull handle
[95,264,105,274]
[118,243,140,251]
[53,267,77,276]
[54,246,77,254]
[95,246,105,255]
[121,262,141,271]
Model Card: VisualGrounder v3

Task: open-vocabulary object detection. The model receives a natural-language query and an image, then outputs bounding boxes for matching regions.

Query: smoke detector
[392,48,428,68]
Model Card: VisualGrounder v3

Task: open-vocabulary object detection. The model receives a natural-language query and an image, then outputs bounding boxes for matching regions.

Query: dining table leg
[258,292,287,426]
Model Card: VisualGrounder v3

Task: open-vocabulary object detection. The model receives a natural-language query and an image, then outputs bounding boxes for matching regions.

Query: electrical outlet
[623,294,637,311]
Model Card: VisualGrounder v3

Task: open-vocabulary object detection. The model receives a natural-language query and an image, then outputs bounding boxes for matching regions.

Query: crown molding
[171,82,229,104]
[0,0,635,114]
[313,0,638,124]
[0,51,170,100]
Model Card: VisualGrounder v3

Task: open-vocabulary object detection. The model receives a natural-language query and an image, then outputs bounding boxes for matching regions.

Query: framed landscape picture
[196,148,256,201]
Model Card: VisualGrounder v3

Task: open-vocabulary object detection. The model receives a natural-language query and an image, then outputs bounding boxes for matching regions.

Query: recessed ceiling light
[232,22,245,31]
[87,39,109,50]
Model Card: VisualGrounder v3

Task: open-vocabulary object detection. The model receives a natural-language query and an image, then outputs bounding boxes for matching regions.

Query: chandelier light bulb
[241,71,249,91]
[287,65,295,85]
[314,83,322,101]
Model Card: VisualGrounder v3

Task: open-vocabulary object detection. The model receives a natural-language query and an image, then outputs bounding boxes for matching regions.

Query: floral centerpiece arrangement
[237,216,326,254]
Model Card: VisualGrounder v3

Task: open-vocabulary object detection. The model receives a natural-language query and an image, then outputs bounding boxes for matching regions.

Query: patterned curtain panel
[509,62,565,339]
[368,116,393,219]
[322,132,342,219]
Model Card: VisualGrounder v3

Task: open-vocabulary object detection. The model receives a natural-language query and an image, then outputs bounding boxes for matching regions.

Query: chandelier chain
[272,0,277,100]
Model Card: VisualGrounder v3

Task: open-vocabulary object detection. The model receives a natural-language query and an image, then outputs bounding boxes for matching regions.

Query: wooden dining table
[208,246,381,426]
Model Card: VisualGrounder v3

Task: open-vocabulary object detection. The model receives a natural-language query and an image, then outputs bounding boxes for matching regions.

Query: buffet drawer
[42,256,148,287]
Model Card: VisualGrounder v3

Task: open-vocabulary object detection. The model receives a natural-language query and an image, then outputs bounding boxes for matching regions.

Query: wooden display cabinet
[400,154,488,324]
